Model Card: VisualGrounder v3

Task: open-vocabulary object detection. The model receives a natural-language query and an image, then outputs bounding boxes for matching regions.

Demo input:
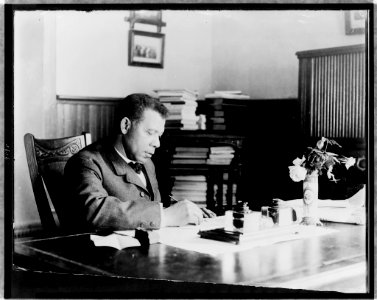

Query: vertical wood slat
[296,44,366,139]
[56,96,121,142]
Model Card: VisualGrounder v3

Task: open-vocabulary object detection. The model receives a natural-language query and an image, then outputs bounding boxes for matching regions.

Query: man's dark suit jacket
[64,137,162,231]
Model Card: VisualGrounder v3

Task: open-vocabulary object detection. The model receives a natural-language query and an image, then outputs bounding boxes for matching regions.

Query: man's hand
[164,199,214,227]
[201,207,216,218]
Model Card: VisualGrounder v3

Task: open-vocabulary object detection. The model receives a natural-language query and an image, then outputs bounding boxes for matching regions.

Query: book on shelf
[166,123,200,130]
[172,190,206,196]
[168,114,199,121]
[172,181,206,187]
[165,124,184,129]
[174,175,207,181]
[207,102,249,110]
[167,106,197,113]
[172,191,207,198]
[171,158,207,164]
[205,92,250,100]
[173,179,207,185]
[208,117,225,124]
[208,110,225,117]
[206,147,234,163]
[175,146,209,153]
[166,120,197,125]
[206,159,233,165]
[160,98,198,105]
[164,102,197,109]
[181,117,200,123]
[181,126,199,130]
[154,88,198,96]
[214,90,243,95]
[174,178,207,189]
[172,187,207,193]
[209,146,235,153]
[159,96,187,102]
[209,124,227,130]
[173,183,207,189]
[208,153,234,159]
[173,153,208,159]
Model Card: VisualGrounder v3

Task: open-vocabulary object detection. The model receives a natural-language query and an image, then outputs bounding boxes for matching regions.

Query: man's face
[123,109,165,163]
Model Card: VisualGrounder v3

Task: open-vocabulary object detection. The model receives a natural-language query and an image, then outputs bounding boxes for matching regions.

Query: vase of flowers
[289,137,356,226]
[302,170,319,225]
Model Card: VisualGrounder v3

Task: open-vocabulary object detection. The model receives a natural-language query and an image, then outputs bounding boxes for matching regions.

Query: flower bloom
[316,137,326,150]
[345,157,356,169]
[326,165,338,182]
[292,156,305,166]
[289,165,307,182]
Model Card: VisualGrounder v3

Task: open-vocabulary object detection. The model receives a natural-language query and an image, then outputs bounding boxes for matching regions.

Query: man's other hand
[164,199,208,226]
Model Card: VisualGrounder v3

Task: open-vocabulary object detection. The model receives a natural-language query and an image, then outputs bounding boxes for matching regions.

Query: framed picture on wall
[130,10,163,23]
[345,10,366,35]
[128,30,165,68]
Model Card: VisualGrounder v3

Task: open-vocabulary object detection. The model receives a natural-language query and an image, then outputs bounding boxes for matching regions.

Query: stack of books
[206,146,235,165]
[204,91,250,131]
[154,89,199,130]
[171,146,209,165]
[171,175,207,208]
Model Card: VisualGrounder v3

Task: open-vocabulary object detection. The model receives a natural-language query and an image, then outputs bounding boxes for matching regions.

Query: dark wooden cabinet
[154,99,303,212]
[153,130,246,214]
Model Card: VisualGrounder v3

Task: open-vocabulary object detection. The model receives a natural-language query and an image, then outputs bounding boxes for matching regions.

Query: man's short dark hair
[117,93,169,127]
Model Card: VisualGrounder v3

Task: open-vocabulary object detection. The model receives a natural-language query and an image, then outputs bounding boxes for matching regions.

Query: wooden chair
[24,132,92,233]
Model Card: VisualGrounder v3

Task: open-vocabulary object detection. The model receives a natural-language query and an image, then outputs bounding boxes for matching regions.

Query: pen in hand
[169,194,179,204]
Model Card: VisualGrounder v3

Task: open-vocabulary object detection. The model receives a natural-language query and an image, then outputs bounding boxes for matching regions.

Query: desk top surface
[14,222,368,294]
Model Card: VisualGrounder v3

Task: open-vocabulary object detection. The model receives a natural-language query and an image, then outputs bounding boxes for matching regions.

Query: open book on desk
[90,229,161,250]
[282,185,366,225]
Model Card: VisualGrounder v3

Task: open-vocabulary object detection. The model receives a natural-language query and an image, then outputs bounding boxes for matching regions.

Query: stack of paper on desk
[283,185,366,225]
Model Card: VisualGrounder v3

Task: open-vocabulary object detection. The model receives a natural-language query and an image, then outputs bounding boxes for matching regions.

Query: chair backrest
[24,132,92,233]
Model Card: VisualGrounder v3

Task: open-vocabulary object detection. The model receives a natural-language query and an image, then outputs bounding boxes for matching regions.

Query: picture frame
[345,10,366,35]
[128,30,165,68]
[130,10,162,23]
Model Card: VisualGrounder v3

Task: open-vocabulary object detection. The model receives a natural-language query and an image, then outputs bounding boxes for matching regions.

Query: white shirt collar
[114,147,135,164]
[114,147,147,187]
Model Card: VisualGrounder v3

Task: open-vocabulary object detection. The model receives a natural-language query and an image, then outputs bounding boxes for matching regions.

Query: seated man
[64,93,215,231]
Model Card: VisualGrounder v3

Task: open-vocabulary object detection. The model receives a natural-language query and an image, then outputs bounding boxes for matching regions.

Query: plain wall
[13,10,365,229]
[14,12,57,228]
[211,10,364,98]
[56,10,214,98]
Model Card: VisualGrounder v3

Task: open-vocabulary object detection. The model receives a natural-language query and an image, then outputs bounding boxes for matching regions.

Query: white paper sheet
[157,220,336,255]
[283,185,366,225]
[90,232,140,250]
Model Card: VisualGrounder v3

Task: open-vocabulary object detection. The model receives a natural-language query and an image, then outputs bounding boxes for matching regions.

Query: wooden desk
[12,223,368,298]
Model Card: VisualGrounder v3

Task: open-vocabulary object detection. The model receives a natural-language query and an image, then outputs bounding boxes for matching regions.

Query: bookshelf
[153,130,246,215]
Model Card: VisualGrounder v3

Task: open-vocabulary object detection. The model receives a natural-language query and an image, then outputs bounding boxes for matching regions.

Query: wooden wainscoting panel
[56,96,121,142]
[297,44,366,139]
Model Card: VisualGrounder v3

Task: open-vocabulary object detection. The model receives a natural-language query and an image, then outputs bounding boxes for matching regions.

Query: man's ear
[120,117,131,134]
